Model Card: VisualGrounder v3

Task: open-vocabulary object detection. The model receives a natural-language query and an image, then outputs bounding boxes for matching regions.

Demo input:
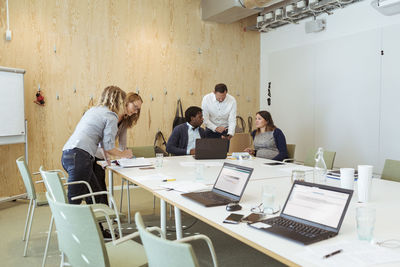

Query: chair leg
[22,198,33,241]
[60,252,64,267]
[127,181,131,224]
[120,179,125,213]
[42,215,54,267]
[153,196,156,210]
[23,200,36,257]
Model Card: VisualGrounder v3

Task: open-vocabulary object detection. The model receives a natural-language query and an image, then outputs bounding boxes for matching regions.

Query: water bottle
[313,147,327,184]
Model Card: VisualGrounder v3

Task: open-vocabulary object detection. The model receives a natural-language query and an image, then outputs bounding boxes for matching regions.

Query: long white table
[106,156,400,266]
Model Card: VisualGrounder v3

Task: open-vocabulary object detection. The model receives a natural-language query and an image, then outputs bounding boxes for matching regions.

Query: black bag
[248,116,253,133]
[235,116,246,133]
[172,99,186,130]
[154,131,169,156]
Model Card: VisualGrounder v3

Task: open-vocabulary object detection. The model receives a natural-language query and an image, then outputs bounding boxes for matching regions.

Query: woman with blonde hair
[93,92,143,205]
[61,85,133,206]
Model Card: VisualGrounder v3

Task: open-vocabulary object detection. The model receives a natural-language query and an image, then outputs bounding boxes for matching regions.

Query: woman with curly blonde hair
[61,85,133,206]
[93,92,143,206]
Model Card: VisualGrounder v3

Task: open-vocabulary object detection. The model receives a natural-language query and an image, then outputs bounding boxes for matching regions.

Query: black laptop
[194,138,229,159]
[181,163,253,207]
[249,181,353,245]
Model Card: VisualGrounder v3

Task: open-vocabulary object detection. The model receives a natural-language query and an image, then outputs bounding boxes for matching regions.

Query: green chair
[39,166,123,267]
[303,148,336,170]
[16,157,48,257]
[121,146,156,223]
[46,193,148,267]
[135,212,218,267]
[283,144,296,163]
[381,159,400,182]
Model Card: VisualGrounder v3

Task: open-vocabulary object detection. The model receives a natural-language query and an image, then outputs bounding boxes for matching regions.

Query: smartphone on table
[241,213,264,223]
[223,213,244,224]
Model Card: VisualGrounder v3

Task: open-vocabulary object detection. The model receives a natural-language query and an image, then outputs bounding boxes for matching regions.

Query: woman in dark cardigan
[245,111,288,161]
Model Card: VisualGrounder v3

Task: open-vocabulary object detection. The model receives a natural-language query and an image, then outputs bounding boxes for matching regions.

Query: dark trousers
[61,148,103,204]
[93,157,109,205]
[205,128,230,149]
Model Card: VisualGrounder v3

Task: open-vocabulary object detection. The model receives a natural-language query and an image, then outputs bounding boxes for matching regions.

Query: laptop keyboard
[265,217,329,238]
[195,191,231,203]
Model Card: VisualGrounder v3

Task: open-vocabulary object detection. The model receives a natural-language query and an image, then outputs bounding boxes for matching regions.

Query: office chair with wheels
[381,159,400,182]
[16,156,48,257]
[135,212,218,267]
[46,193,148,267]
[39,166,124,267]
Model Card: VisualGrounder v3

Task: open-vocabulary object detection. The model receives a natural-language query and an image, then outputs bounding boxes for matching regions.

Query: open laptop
[181,163,253,207]
[194,138,229,159]
[249,181,353,245]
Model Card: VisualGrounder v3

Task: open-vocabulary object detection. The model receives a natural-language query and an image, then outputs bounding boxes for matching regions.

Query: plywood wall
[0,0,260,197]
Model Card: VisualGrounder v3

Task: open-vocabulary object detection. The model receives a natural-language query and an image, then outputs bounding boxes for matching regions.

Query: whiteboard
[0,66,26,145]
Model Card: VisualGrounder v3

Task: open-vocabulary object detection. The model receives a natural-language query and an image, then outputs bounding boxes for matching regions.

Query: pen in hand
[323,249,343,259]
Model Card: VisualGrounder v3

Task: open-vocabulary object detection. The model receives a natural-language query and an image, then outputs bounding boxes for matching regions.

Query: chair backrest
[286,144,296,160]
[303,148,336,169]
[381,159,400,182]
[16,156,36,200]
[129,146,156,158]
[135,212,199,267]
[39,166,68,203]
[46,193,109,267]
[228,133,252,154]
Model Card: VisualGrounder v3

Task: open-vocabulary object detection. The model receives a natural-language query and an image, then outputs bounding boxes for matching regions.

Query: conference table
[106,156,400,267]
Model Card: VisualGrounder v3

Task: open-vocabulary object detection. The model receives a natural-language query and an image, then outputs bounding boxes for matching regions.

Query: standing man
[201,83,237,140]
[166,106,205,155]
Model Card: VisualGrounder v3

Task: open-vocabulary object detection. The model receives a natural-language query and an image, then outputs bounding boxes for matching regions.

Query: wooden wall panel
[0,0,259,197]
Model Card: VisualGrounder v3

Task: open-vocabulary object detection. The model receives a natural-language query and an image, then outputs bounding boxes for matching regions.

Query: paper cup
[357,165,373,202]
[340,168,355,190]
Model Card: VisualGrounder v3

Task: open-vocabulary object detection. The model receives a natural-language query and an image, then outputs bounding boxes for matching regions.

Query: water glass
[261,185,275,214]
[356,207,376,241]
[155,153,163,168]
[195,163,204,181]
[291,170,306,183]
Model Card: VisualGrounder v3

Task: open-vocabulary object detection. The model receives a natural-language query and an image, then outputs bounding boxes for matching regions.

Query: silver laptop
[249,181,353,245]
[181,163,253,207]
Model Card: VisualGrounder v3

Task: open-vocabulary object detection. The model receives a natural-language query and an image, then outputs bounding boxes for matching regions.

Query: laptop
[181,163,253,207]
[249,181,353,245]
[194,138,229,159]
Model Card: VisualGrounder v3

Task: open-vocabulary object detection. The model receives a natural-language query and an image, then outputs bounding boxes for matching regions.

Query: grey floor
[0,188,287,267]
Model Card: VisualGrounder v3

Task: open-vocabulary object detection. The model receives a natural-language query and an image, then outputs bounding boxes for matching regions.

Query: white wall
[259,1,400,172]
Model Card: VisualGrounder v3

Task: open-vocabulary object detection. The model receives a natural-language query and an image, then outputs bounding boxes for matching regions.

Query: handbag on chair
[235,116,246,133]
[154,131,169,156]
[172,99,186,130]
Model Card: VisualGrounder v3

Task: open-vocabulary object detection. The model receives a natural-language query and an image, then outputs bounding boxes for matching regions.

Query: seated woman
[245,111,288,161]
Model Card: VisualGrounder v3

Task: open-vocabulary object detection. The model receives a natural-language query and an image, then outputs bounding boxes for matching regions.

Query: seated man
[167,106,205,155]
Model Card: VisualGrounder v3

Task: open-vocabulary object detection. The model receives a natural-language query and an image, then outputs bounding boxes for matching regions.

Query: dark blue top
[251,128,288,161]
[166,123,205,156]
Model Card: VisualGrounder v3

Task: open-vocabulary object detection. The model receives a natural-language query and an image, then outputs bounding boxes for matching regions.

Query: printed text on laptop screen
[283,184,349,229]
[214,166,250,196]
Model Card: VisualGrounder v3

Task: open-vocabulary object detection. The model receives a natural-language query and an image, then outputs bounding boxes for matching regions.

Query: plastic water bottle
[313,147,327,184]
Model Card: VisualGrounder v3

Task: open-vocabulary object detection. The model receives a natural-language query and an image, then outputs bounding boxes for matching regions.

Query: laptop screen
[213,163,253,197]
[282,183,352,229]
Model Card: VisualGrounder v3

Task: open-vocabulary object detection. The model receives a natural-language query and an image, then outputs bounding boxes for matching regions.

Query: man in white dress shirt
[201,83,237,140]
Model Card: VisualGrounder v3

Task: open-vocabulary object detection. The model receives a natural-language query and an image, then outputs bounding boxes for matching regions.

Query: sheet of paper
[295,240,400,267]
[134,173,166,182]
[159,181,210,193]
[278,165,314,173]
[179,162,223,167]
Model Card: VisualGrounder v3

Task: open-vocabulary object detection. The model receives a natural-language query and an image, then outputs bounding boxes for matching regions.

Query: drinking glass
[291,170,306,183]
[155,153,163,168]
[261,185,276,214]
[356,207,376,241]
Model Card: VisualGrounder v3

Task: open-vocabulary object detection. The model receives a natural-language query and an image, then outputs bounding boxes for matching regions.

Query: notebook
[181,163,253,207]
[194,138,229,159]
[249,181,353,245]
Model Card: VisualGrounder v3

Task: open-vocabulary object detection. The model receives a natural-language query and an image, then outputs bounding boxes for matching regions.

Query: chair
[283,144,296,163]
[46,193,148,267]
[228,133,252,154]
[135,212,218,267]
[16,156,48,257]
[121,146,156,223]
[39,166,123,267]
[381,159,400,182]
[303,148,336,170]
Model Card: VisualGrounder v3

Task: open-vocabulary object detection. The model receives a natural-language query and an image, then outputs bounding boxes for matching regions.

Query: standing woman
[93,92,143,205]
[245,111,288,161]
[61,86,133,204]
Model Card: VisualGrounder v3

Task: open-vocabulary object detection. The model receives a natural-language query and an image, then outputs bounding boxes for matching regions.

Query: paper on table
[179,162,223,167]
[117,157,152,168]
[159,181,210,193]
[296,241,400,267]
[134,173,166,182]
[278,165,313,173]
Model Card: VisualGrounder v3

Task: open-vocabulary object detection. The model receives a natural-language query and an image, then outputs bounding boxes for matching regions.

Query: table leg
[174,206,182,240]
[108,168,113,208]
[160,199,166,236]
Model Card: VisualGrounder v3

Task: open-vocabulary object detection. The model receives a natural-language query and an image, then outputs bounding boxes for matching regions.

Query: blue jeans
[61,148,103,204]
